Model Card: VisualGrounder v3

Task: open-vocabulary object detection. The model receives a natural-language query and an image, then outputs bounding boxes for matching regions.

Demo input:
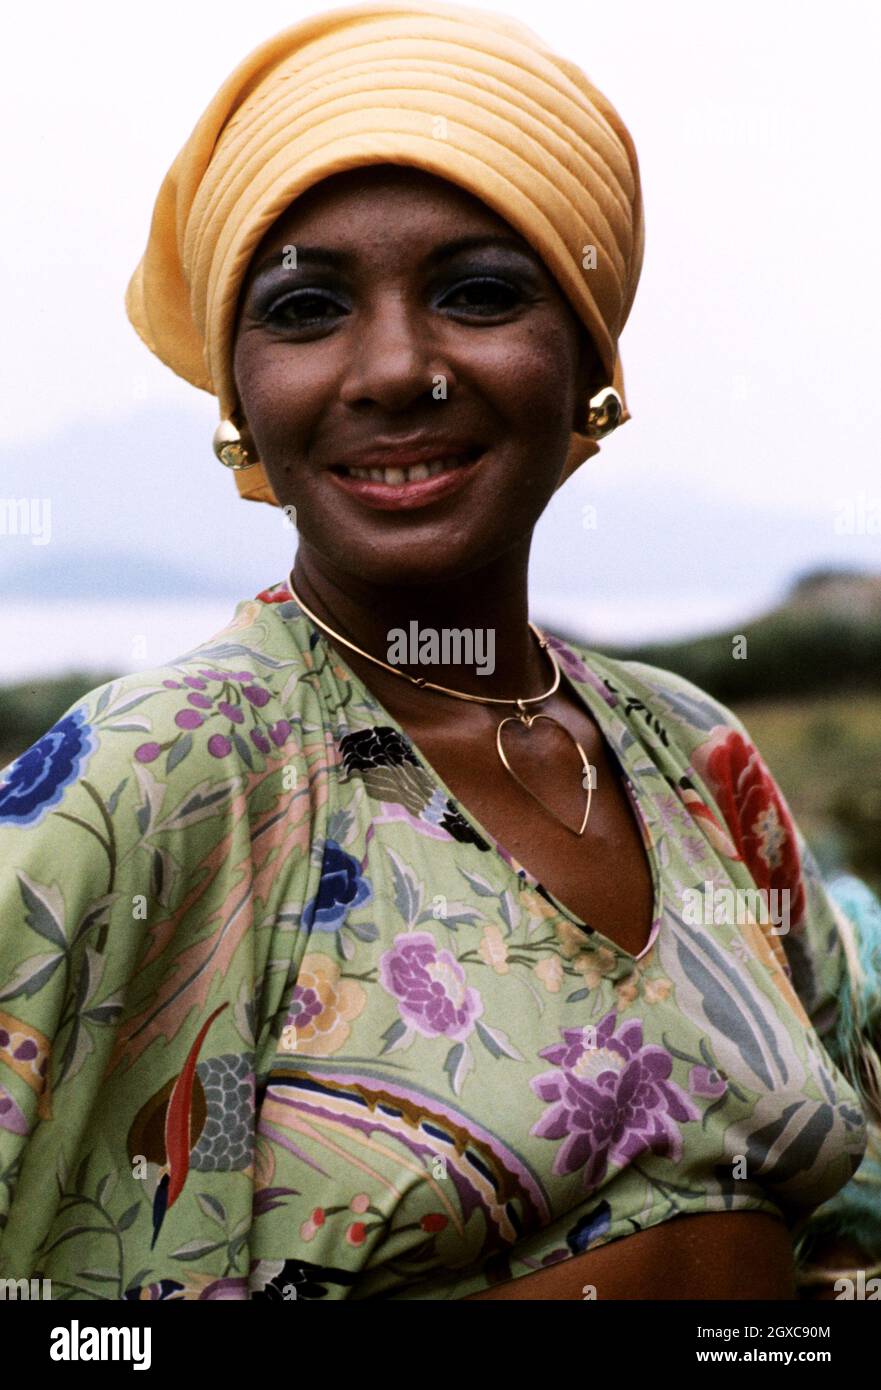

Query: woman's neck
[290,543,553,707]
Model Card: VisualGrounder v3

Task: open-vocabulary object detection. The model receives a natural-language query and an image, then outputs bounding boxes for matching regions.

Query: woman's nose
[337,294,451,411]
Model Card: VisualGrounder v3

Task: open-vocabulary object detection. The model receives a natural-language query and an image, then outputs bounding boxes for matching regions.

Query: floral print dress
[0,579,879,1301]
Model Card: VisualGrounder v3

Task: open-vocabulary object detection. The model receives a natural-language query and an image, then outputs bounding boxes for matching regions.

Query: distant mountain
[785,567,881,620]
[0,548,235,599]
[580,564,881,700]
[0,402,294,601]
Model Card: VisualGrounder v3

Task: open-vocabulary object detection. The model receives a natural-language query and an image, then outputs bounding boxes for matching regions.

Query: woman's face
[233,163,604,587]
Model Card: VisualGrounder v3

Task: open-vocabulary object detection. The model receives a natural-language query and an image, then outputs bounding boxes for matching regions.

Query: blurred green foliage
[0,672,116,770]
[605,612,881,702]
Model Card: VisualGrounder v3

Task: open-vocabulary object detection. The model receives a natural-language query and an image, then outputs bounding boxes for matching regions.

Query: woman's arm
[682,684,881,1298]
[786,869,881,1299]
[0,668,304,1282]
[623,660,881,1299]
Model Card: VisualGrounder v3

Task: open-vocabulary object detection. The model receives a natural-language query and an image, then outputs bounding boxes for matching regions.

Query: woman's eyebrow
[249,233,542,282]
[423,233,543,268]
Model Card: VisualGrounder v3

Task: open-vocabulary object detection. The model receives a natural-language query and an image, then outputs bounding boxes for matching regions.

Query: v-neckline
[290,603,665,966]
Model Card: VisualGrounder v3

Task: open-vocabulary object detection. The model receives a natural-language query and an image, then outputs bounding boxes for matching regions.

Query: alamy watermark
[682,883,791,935]
[49,1320,152,1370]
[0,497,52,544]
[834,492,881,535]
[387,622,495,676]
[0,1276,51,1299]
[834,1271,881,1299]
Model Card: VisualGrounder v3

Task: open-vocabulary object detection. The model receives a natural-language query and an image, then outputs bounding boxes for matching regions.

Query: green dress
[1,579,879,1300]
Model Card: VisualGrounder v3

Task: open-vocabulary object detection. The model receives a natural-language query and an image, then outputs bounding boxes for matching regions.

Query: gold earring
[584,386,623,440]
[212,418,258,470]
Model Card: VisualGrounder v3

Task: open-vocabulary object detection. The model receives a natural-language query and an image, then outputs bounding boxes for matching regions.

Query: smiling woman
[231,163,609,594]
[1,0,880,1306]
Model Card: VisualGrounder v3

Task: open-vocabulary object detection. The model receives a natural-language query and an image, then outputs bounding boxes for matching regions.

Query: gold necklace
[286,568,594,836]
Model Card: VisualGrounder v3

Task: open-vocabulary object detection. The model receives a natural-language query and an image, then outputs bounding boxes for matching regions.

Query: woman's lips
[327,450,485,511]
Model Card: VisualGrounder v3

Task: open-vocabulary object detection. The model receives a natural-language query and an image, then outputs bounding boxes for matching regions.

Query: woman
[1,1,879,1302]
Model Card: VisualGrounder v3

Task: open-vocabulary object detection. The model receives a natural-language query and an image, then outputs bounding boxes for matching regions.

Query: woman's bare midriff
[464,1211,796,1300]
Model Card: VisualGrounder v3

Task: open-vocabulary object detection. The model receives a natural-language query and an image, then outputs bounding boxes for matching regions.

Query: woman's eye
[441,277,524,315]
[259,276,525,329]
[263,291,345,327]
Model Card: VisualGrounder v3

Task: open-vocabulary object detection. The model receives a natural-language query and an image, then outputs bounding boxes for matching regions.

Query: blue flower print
[302,839,372,931]
[0,707,97,827]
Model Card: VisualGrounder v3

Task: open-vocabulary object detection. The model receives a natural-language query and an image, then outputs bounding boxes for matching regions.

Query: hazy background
[2,0,879,883]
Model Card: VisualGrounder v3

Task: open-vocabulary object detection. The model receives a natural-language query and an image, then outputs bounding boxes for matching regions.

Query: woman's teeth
[341,457,469,484]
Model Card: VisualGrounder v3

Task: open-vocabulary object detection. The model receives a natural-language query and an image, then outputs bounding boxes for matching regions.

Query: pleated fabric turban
[125,0,645,506]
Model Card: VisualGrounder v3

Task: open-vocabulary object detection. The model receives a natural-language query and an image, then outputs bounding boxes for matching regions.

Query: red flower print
[256,583,293,604]
[692,727,806,929]
[420,1213,448,1233]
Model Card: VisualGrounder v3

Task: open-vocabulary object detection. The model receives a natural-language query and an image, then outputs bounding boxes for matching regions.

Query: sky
[1,0,879,677]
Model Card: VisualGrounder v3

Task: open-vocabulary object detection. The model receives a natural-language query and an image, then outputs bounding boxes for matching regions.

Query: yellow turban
[125,0,645,505]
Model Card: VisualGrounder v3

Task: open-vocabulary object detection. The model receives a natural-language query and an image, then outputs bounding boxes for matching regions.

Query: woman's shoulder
[548,632,749,740]
[0,586,316,834]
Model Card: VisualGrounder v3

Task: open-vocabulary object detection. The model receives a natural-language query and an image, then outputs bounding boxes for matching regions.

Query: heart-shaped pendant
[496,711,593,835]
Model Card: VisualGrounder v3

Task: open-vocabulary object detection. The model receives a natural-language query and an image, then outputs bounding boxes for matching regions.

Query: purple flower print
[530,1011,698,1192]
[379,932,483,1042]
[655,793,686,835]
[688,1065,727,1099]
[134,666,297,770]
[544,636,618,708]
[544,635,592,684]
[242,684,271,708]
[287,983,323,1032]
[0,1085,29,1137]
[680,834,709,869]
[175,709,204,730]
